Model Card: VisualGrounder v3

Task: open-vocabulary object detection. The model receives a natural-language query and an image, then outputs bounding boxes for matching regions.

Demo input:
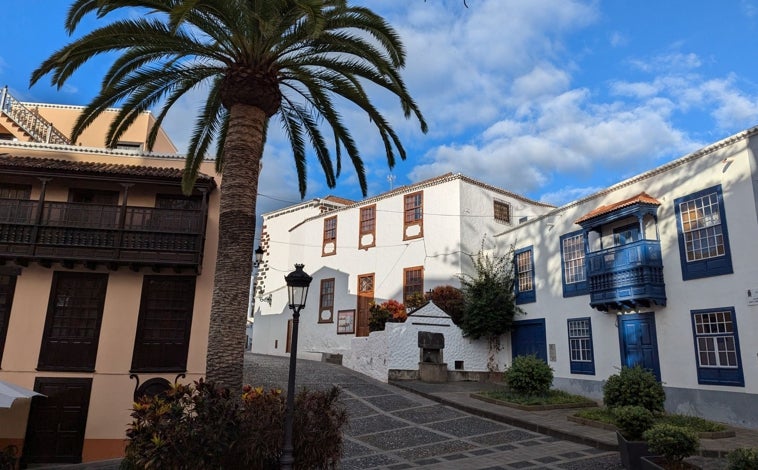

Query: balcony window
[403,266,424,304]
[515,246,535,304]
[690,307,743,386]
[675,185,733,280]
[560,231,587,297]
[322,216,337,256]
[567,318,595,375]
[403,191,423,240]
[359,205,376,250]
[318,278,335,323]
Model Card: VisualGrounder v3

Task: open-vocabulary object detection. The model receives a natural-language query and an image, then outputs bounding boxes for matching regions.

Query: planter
[640,456,697,469]
[617,431,655,470]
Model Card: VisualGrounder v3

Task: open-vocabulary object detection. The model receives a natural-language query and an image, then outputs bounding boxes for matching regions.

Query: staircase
[0,86,71,145]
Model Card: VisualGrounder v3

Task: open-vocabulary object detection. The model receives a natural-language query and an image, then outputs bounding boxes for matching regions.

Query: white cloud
[540,186,604,206]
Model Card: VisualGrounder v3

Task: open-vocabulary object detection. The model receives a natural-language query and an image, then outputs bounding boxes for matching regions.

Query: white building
[252,126,758,429]
[251,173,553,361]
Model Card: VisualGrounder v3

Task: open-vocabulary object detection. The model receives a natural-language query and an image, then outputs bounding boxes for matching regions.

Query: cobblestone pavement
[244,353,624,470]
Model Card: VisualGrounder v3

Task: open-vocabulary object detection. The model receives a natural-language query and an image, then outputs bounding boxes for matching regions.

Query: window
[613,223,639,246]
[515,246,535,304]
[156,194,202,210]
[322,216,337,256]
[337,310,355,334]
[0,273,18,364]
[403,267,424,304]
[38,272,108,371]
[675,185,733,280]
[560,231,588,297]
[0,183,31,200]
[318,278,335,323]
[359,205,376,250]
[690,307,743,386]
[494,200,511,224]
[567,318,595,375]
[131,276,196,372]
[403,191,423,240]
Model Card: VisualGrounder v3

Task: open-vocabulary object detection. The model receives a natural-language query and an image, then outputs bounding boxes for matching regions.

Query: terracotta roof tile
[0,154,215,186]
[575,192,660,224]
[323,195,354,205]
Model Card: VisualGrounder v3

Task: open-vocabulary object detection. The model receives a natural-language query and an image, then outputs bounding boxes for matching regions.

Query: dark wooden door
[618,313,661,380]
[23,377,92,464]
[356,274,374,337]
[511,319,547,362]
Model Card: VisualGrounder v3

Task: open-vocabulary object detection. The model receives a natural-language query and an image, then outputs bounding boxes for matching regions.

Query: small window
[131,276,196,372]
[515,247,535,304]
[318,278,335,323]
[403,266,424,305]
[337,309,355,334]
[38,272,108,371]
[675,185,733,280]
[0,183,31,200]
[403,191,423,240]
[116,141,142,151]
[567,318,595,375]
[494,200,511,224]
[359,205,376,250]
[322,216,337,256]
[560,231,588,297]
[690,307,743,386]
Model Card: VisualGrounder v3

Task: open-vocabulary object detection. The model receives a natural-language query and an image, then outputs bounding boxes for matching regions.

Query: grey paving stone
[395,439,477,461]
[494,443,518,452]
[443,453,468,460]
[364,393,419,411]
[468,448,496,456]
[392,404,465,424]
[517,439,543,447]
[424,416,510,437]
[340,454,403,470]
[507,462,537,469]
[342,397,378,418]
[415,458,442,465]
[340,383,392,397]
[358,426,449,450]
[341,438,375,458]
[559,451,585,459]
[346,414,410,436]
[557,454,624,469]
[470,429,541,445]
[386,464,414,470]
[535,455,561,463]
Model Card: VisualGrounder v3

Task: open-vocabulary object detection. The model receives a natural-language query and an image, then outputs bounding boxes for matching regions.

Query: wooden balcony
[587,239,666,312]
[0,198,206,272]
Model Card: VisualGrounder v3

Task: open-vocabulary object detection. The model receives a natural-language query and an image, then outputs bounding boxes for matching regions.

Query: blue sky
[3,0,758,216]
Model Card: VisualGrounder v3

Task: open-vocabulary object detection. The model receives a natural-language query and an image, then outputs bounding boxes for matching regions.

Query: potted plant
[641,424,699,469]
[614,405,656,470]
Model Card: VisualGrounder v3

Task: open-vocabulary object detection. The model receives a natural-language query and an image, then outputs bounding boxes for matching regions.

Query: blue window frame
[515,246,535,304]
[567,318,595,375]
[674,185,733,280]
[560,231,588,297]
[690,307,743,387]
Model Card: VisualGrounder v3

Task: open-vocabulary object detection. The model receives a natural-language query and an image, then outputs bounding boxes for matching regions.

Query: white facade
[251,173,552,360]
[252,127,758,429]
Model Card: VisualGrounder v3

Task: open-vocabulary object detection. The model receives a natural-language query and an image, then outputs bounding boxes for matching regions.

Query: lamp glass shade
[254,246,264,265]
[285,264,312,309]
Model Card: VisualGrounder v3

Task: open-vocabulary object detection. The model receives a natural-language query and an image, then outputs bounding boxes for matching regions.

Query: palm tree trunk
[205,103,266,390]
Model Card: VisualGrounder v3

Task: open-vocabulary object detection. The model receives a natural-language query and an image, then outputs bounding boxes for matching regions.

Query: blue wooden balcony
[586,239,666,312]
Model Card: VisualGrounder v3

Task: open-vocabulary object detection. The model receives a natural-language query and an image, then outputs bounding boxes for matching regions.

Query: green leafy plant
[727,447,758,470]
[603,366,665,412]
[425,285,465,324]
[504,354,553,396]
[613,405,655,441]
[121,380,347,470]
[643,424,699,467]
[368,300,406,332]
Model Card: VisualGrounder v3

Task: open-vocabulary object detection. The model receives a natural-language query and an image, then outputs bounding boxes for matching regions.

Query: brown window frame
[494,200,511,224]
[403,191,423,241]
[403,266,424,305]
[318,278,335,323]
[358,205,376,250]
[38,272,108,372]
[0,183,32,200]
[322,216,337,256]
[131,275,196,373]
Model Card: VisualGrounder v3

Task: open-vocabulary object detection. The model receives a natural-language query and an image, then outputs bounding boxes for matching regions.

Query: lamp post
[253,245,264,267]
[280,264,312,470]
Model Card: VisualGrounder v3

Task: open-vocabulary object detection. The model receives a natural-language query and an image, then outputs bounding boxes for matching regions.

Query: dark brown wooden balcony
[0,198,206,272]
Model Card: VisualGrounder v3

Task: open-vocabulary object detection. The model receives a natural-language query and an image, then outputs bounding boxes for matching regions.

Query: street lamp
[280,264,312,470]
[253,245,264,267]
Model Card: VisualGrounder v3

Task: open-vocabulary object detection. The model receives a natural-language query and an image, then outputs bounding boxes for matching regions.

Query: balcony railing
[586,239,666,311]
[0,198,205,270]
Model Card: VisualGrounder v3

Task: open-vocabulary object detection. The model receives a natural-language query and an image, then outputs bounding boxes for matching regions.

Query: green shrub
[368,300,406,332]
[613,405,655,440]
[122,380,347,470]
[603,366,665,412]
[504,354,553,396]
[643,424,699,465]
[727,447,758,470]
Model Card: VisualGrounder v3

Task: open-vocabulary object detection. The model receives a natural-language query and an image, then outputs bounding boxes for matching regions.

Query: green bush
[613,405,655,440]
[603,366,665,412]
[504,354,553,396]
[121,380,347,470]
[727,447,758,470]
[643,424,699,465]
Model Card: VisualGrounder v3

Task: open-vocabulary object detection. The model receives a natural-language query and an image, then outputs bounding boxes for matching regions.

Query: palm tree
[32,0,426,390]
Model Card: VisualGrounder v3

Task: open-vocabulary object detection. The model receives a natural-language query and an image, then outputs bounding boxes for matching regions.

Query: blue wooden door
[511,319,547,362]
[618,313,661,380]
